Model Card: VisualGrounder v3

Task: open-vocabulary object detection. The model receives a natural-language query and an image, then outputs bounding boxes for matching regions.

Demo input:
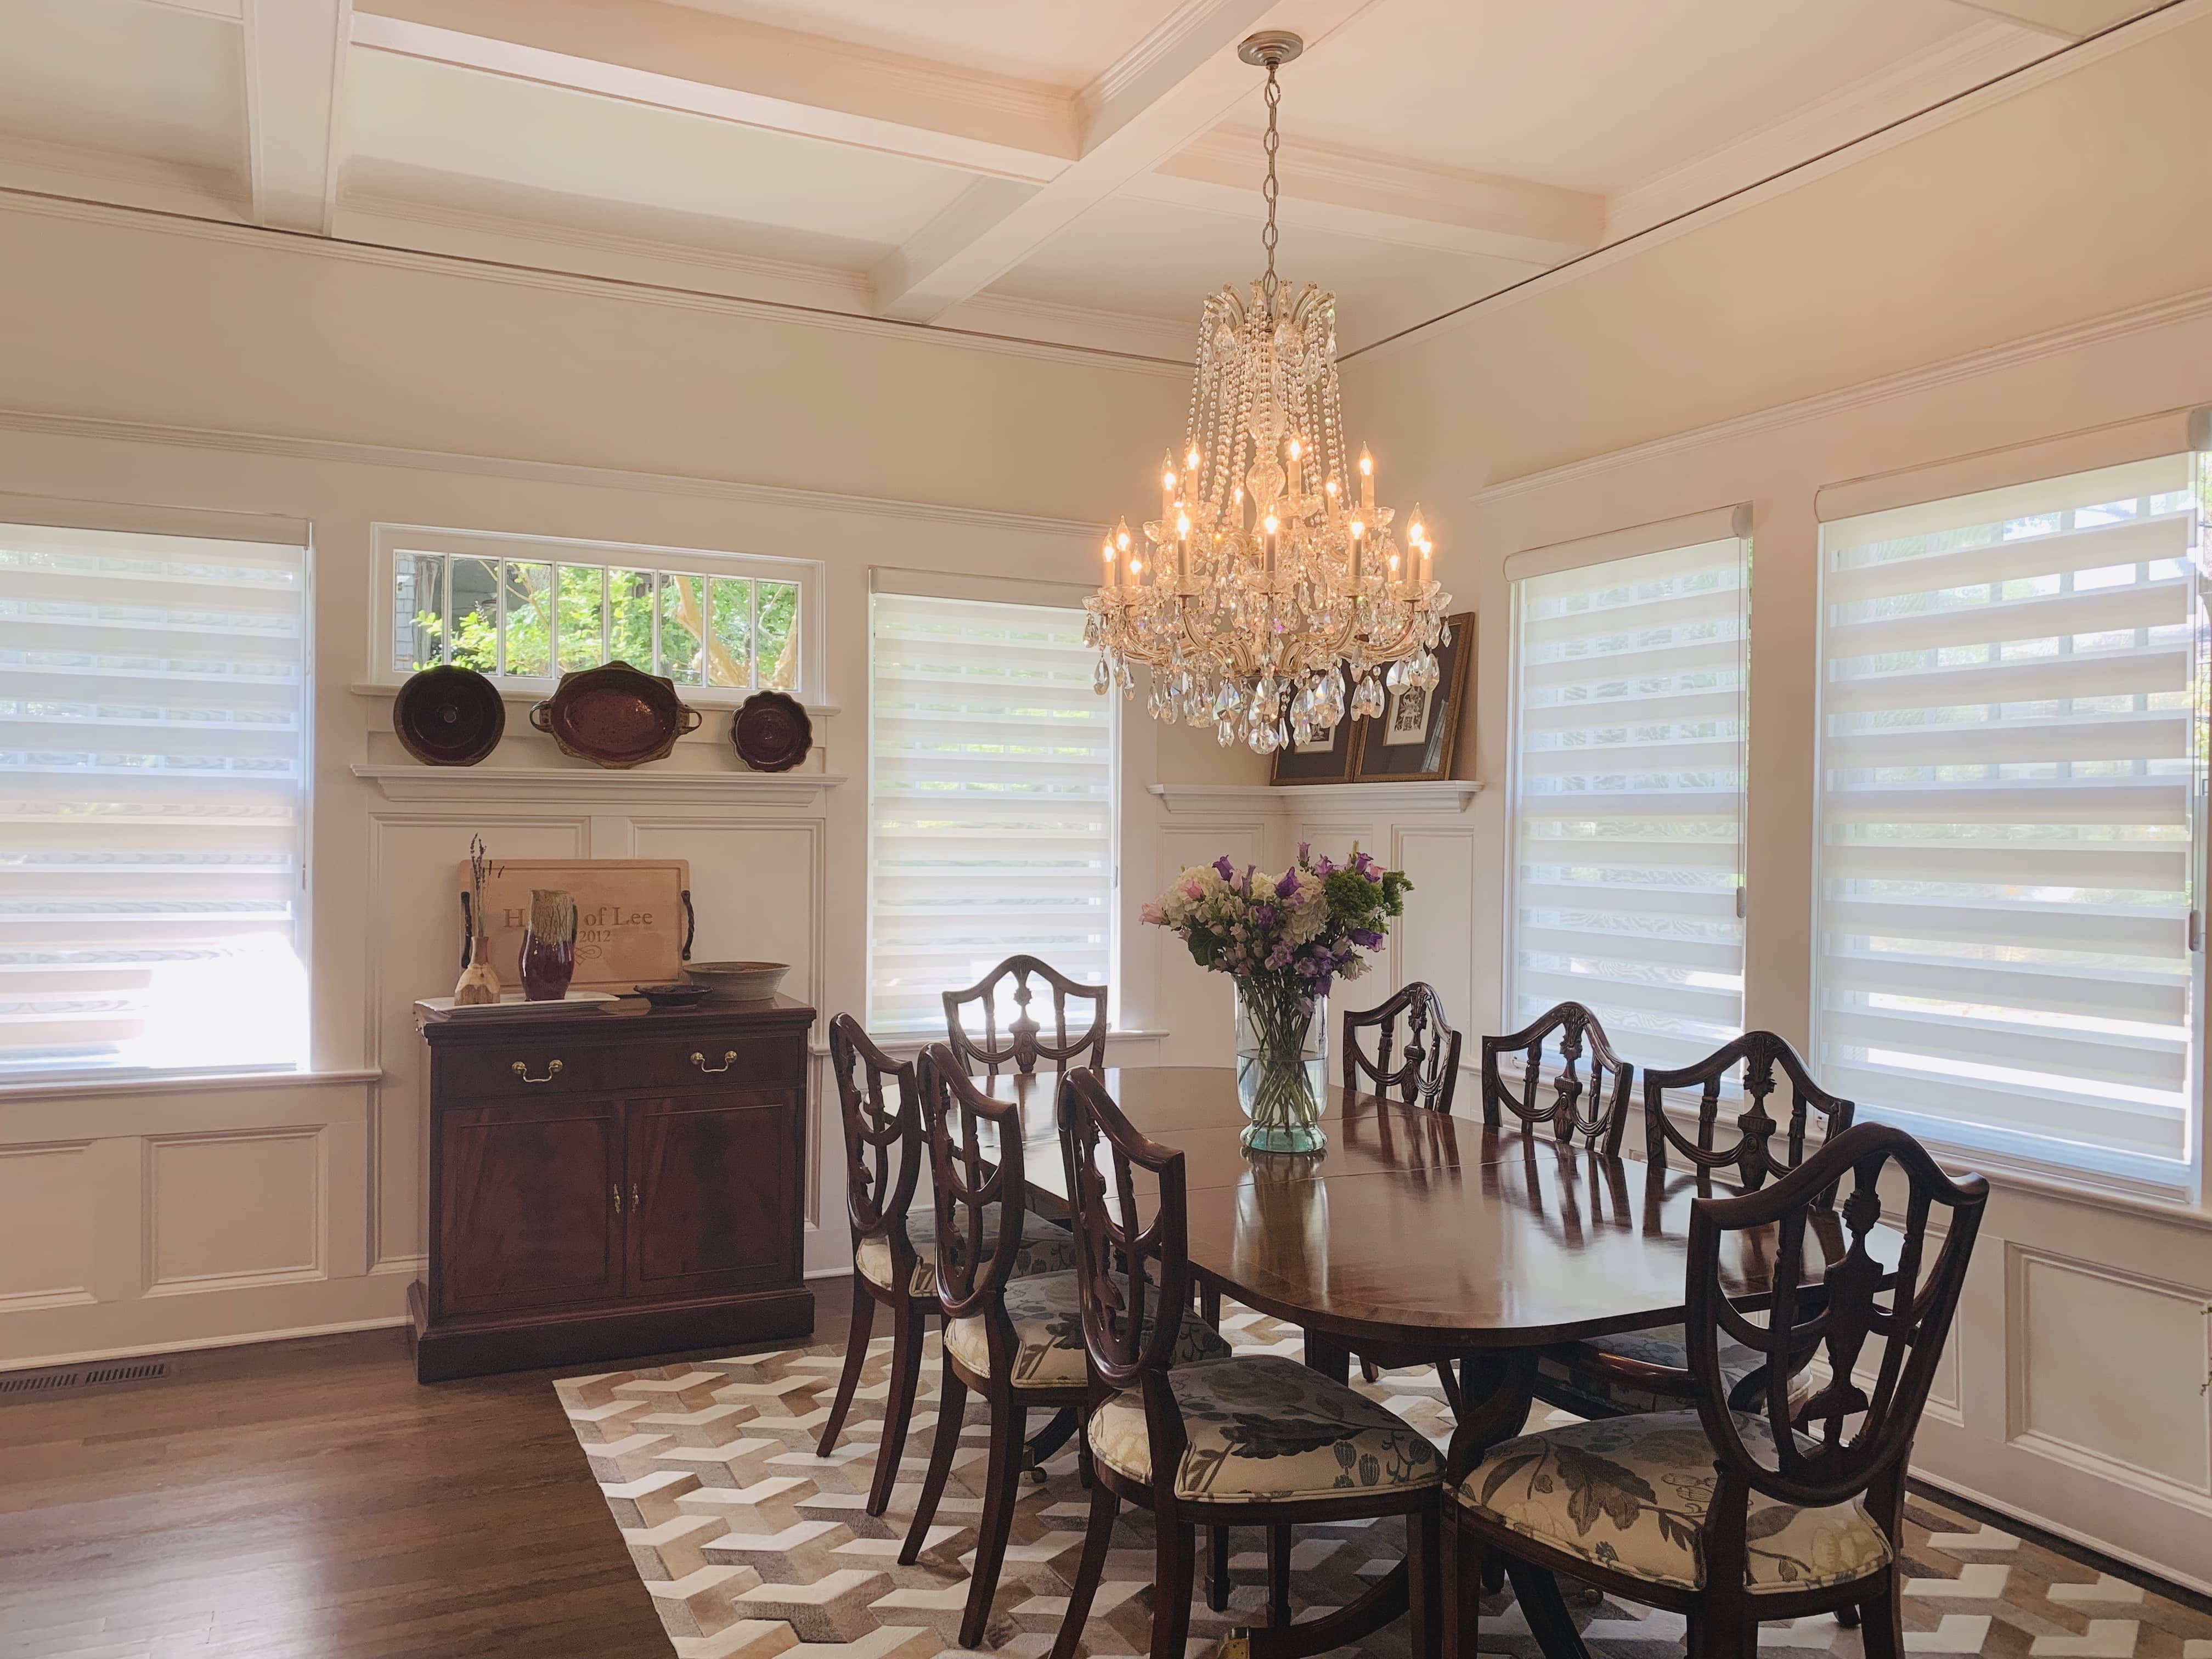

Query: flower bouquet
[1143,845,1412,1152]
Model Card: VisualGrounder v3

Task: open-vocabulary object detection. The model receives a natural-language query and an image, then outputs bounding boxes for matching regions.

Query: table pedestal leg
[1302,1329,1352,1385]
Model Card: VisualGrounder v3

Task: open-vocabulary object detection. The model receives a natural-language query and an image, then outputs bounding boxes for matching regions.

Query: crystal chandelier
[1086,30,1452,755]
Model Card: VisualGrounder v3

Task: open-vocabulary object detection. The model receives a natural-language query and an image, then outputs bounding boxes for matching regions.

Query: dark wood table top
[989,1066,1888,1353]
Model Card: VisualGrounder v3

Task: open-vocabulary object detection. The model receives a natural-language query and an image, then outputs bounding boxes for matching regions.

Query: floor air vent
[0,1359,170,1397]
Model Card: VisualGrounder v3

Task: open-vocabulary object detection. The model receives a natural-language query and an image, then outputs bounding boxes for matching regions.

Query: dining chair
[1342,980,1464,1111]
[943,954,1109,1079]
[900,1046,1232,1649]
[1480,1000,1634,1153]
[1052,1068,1444,1659]
[1447,1120,1988,1659]
[819,1014,1076,1517]
[1537,1029,1852,1421]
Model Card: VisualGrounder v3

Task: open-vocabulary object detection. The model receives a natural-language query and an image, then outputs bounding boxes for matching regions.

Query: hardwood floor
[0,1278,851,1658]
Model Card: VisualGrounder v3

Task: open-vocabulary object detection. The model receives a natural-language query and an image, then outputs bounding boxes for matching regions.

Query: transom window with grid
[376,526,825,705]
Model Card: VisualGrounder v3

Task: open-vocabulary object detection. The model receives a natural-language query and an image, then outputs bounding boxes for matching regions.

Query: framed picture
[1269,705,1359,786]
[1351,612,1473,783]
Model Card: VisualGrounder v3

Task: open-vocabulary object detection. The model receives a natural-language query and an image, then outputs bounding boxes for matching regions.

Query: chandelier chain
[1260,63,1281,307]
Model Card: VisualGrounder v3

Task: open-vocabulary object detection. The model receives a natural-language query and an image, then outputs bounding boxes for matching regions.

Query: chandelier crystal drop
[1086,30,1452,754]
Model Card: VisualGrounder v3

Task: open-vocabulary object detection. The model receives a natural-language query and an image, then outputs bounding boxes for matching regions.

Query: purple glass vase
[519,889,578,1001]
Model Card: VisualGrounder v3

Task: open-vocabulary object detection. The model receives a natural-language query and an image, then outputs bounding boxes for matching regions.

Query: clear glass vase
[1234,977,1328,1154]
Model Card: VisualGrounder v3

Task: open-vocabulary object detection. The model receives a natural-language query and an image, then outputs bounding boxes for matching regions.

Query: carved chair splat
[1480,1001,1634,1154]
[943,953,1108,1079]
[1342,980,1464,1113]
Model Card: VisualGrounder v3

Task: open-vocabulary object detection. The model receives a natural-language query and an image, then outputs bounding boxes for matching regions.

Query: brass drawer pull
[692,1049,738,1074]
[511,1059,564,1084]
[612,1182,622,1214]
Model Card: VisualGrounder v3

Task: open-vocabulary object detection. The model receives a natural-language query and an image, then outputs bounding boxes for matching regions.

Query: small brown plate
[529,661,701,769]
[393,665,505,766]
[731,690,811,773]
[634,981,712,1009]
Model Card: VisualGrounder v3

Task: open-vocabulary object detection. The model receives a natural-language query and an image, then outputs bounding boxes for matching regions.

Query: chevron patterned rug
[555,1304,2208,1659]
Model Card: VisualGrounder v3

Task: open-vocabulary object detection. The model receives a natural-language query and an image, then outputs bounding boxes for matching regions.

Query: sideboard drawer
[623,1031,805,1092]
[437,1043,618,1099]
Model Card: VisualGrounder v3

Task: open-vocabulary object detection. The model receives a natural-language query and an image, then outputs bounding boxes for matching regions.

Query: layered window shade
[1815,455,2203,1180]
[1510,537,1748,1072]
[868,593,1115,1033]
[0,522,309,1077]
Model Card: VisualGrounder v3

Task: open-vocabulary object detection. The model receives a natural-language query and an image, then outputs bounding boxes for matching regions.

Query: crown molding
[143,0,244,19]
[1602,20,2050,242]
[0,131,247,221]
[0,184,1186,377]
[0,404,1111,543]
[1347,0,2207,366]
[1469,282,2212,505]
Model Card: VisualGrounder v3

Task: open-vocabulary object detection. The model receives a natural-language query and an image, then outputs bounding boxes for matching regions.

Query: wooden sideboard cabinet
[409,996,817,1382]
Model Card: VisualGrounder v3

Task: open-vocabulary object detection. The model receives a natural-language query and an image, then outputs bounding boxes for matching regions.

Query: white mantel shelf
[1148,781,1483,814]
[352,764,847,805]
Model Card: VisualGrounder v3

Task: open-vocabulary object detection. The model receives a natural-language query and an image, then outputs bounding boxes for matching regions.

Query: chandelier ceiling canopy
[1086,30,1452,755]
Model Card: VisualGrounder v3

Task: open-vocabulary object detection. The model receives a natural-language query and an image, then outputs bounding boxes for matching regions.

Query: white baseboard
[0,1314,413,1374]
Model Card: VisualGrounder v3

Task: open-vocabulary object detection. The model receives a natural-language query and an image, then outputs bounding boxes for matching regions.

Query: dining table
[982,1064,1890,1659]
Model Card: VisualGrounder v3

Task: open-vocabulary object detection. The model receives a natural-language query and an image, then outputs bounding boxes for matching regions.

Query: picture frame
[1350,611,1473,783]
[1268,702,1360,786]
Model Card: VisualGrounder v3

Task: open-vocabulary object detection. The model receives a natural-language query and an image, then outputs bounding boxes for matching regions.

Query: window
[1508,533,1749,1072]
[1814,455,2204,1185]
[0,520,310,1078]
[376,526,825,705]
[867,591,1116,1033]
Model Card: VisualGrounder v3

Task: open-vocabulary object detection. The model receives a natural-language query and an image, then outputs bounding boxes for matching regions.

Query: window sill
[351,681,840,718]
[352,764,847,804]
[0,1067,382,1104]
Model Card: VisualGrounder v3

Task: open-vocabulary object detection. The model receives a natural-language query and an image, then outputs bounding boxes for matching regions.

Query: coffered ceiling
[0,0,2172,358]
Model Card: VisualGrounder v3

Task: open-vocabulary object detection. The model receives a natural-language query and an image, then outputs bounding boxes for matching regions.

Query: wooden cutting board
[460,858,691,991]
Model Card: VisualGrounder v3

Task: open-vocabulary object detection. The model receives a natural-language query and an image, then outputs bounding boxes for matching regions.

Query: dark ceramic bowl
[393,665,505,766]
[731,690,811,773]
[633,981,712,1009]
[529,661,701,769]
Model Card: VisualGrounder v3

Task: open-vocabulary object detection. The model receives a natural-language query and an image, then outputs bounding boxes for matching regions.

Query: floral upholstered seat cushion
[1457,1410,1892,1595]
[1088,1353,1442,1503]
[854,1206,1076,1298]
[1538,1324,1814,1418]
[944,1271,1233,1387]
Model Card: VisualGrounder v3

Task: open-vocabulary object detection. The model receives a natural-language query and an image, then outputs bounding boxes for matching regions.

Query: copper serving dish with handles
[528,661,701,768]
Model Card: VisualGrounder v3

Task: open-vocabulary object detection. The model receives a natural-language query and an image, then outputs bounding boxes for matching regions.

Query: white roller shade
[868,592,1116,1033]
[0,521,310,1077]
[1814,454,2202,1183]
[1510,534,1748,1070]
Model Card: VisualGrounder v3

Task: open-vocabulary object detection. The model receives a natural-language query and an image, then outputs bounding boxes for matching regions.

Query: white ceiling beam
[870,0,1385,324]
[350,0,1075,182]
[145,0,246,20]
[243,0,351,233]
[1129,129,1601,265]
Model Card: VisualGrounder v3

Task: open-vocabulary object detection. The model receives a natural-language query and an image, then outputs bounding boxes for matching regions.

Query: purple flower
[1295,958,1318,978]
[1314,974,1335,998]
[1274,868,1301,900]
[1312,854,1336,876]
[1297,841,1311,864]
[1251,904,1276,929]
[1266,942,1294,969]
[1349,927,1383,949]
[1212,855,1237,880]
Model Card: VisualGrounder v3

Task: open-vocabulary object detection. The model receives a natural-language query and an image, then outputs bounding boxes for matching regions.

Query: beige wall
[0,193,1208,1367]
[1339,7,2212,1590]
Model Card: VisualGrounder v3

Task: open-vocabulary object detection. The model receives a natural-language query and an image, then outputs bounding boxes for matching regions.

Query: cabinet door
[438,1096,624,1318]
[625,1091,800,1300]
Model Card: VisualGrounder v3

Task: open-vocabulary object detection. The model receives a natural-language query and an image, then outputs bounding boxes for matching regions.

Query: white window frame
[1808,452,2208,1199]
[864,578,1122,1037]
[367,524,829,709]
[1501,508,1752,1069]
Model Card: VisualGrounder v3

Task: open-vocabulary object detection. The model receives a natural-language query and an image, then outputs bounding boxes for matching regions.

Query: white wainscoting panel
[144,1128,325,1295]
[2007,1243,2212,1502]
[0,1144,95,1311]
[1390,830,1480,1016]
